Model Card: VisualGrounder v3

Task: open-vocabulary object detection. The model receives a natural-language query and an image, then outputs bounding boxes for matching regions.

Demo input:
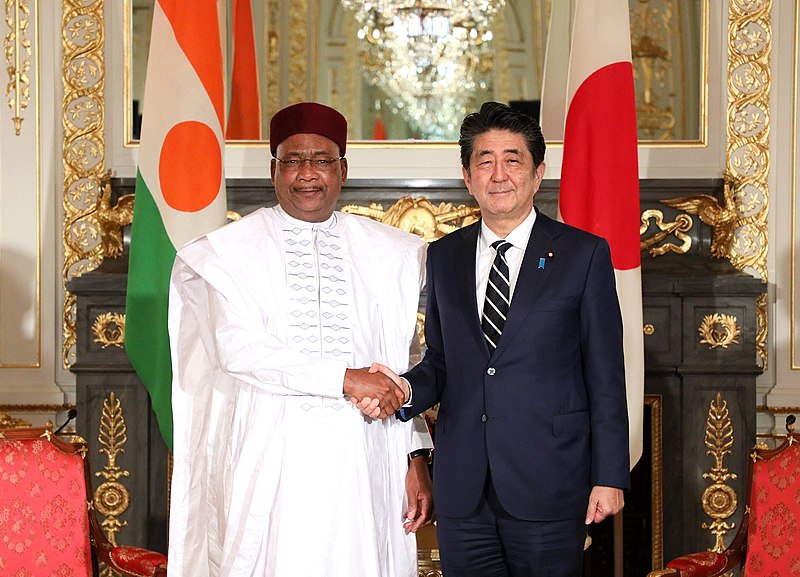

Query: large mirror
[128,0,705,143]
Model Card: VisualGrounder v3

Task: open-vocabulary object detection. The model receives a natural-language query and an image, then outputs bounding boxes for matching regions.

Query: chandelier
[340,0,506,139]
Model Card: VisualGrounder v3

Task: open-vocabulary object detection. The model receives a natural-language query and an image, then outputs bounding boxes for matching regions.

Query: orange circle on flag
[159,121,222,213]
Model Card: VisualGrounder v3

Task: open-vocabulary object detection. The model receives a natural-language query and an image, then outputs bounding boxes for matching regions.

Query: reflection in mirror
[129,0,704,143]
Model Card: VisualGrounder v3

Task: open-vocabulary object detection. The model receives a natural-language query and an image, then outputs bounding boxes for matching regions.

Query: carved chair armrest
[108,546,168,577]
[657,549,741,577]
[89,499,167,577]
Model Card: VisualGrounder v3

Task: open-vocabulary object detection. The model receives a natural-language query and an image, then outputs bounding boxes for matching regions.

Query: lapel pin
[538,252,554,270]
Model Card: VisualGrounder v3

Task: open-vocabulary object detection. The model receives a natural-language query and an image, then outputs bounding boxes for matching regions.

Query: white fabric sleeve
[177,254,347,399]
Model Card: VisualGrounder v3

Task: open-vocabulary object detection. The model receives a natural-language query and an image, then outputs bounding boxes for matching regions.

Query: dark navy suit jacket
[400,210,630,521]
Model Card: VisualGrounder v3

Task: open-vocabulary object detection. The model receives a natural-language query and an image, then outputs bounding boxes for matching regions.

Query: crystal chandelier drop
[340,0,506,139]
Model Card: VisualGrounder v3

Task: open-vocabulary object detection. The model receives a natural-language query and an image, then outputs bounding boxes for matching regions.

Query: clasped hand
[343,363,407,419]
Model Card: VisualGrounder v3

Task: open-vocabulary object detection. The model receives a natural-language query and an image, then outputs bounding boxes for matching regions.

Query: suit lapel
[492,211,561,360]
[448,223,488,355]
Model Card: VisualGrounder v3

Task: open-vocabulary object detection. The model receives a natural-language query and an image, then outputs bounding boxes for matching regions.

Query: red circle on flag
[159,121,221,213]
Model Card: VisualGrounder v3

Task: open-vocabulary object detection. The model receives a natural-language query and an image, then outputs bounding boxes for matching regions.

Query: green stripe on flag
[125,170,178,452]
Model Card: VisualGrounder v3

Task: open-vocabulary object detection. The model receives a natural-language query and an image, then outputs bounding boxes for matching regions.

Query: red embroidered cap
[269,102,348,156]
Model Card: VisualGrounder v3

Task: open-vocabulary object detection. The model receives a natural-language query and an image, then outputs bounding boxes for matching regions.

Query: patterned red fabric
[666,551,727,576]
[0,436,93,576]
[744,442,800,576]
[110,546,167,576]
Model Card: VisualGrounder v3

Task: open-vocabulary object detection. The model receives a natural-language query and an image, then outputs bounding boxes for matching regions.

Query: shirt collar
[479,207,537,252]
[273,204,338,229]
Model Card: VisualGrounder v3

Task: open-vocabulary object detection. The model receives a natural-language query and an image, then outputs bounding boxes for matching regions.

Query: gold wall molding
[4,0,31,135]
[640,209,693,256]
[647,394,665,571]
[0,403,74,412]
[698,313,741,349]
[701,392,738,552]
[94,391,130,550]
[91,312,125,349]
[61,0,106,367]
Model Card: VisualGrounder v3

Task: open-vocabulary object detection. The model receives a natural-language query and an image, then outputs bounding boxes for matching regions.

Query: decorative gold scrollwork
[726,1,771,370]
[91,312,125,349]
[698,314,741,349]
[4,0,31,135]
[727,1,770,282]
[701,392,738,552]
[94,392,130,548]
[639,209,693,256]
[62,0,106,367]
[342,197,480,242]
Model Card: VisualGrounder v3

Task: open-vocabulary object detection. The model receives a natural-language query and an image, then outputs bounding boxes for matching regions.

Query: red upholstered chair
[648,431,800,577]
[0,426,167,577]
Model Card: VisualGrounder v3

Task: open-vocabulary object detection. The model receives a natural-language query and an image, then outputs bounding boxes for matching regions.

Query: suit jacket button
[486,367,496,376]
[481,414,488,423]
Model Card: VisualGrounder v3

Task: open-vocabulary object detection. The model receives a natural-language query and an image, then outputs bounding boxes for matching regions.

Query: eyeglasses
[273,156,343,171]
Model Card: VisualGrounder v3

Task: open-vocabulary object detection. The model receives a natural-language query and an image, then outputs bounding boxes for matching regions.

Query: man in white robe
[167,102,433,577]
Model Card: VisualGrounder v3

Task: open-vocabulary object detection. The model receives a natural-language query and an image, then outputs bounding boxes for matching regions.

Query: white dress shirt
[475,208,537,317]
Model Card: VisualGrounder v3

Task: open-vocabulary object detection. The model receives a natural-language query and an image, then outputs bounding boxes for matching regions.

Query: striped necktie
[482,240,512,352]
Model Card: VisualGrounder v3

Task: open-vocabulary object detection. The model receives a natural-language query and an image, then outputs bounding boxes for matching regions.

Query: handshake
[344,363,407,419]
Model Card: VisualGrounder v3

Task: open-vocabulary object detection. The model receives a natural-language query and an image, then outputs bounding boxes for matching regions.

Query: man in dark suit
[369,102,630,576]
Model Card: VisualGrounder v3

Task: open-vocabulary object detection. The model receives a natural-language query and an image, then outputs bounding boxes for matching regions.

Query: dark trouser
[436,474,586,577]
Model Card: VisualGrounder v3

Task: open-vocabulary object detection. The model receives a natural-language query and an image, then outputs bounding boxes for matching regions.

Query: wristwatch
[408,448,432,464]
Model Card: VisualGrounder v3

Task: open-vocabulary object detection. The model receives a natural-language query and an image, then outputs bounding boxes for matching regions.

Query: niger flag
[125,0,228,451]
[558,0,644,467]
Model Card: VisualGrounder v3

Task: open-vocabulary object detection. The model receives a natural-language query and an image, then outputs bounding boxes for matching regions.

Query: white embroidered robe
[167,206,431,577]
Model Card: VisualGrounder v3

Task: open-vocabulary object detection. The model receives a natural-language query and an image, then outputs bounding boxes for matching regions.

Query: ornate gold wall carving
[61,0,106,367]
[640,209,693,256]
[4,0,31,135]
[661,176,739,259]
[95,392,130,551]
[96,171,134,258]
[92,312,125,349]
[698,313,741,350]
[701,392,738,552]
[726,0,770,281]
